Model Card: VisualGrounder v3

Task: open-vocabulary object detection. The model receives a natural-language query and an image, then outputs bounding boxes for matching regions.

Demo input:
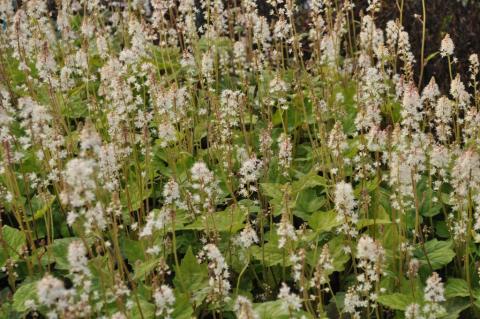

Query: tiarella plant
[1,0,480,318]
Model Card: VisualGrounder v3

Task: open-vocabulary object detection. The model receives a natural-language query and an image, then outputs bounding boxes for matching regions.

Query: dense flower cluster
[0,0,479,318]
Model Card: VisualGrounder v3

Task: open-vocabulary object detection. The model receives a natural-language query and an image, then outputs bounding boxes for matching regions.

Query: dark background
[358,0,480,91]
[256,0,480,91]
[294,0,480,91]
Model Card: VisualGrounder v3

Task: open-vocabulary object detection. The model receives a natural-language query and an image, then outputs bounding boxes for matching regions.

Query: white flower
[440,34,454,57]
[191,162,214,185]
[273,17,291,40]
[344,287,367,317]
[470,54,479,79]
[290,250,305,282]
[277,212,297,248]
[356,235,384,263]
[424,272,445,303]
[239,157,263,197]
[111,312,127,319]
[312,244,334,286]
[234,296,259,319]
[97,144,121,191]
[219,89,243,136]
[139,208,172,238]
[60,158,96,207]
[96,34,109,58]
[163,179,180,205]
[153,285,175,318]
[80,121,102,154]
[277,133,292,175]
[435,96,453,122]
[334,181,358,237]
[5,192,13,203]
[422,77,440,102]
[450,74,470,107]
[278,283,301,312]
[236,222,259,249]
[401,82,423,130]
[146,245,161,256]
[158,122,177,147]
[83,202,107,233]
[451,150,480,200]
[201,50,215,83]
[190,162,218,213]
[68,240,90,276]
[405,303,422,319]
[18,97,52,133]
[269,75,288,94]
[334,181,355,216]
[24,299,36,310]
[435,96,453,141]
[421,272,446,318]
[37,274,69,309]
[199,244,231,303]
[328,121,348,156]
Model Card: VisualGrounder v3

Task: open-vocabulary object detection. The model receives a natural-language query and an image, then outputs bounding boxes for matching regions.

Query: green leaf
[121,177,152,214]
[254,301,289,319]
[62,93,88,119]
[291,171,328,194]
[129,298,155,319]
[260,183,283,199]
[296,189,325,214]
[357,218,391,229]
[425,51,439,64]
[171,292,194,319]
[328,236,350,272]
[251,241,285,267]
[416,179,442,217]
[308,210,340,233]
[0,225,27,267]
[28,195,55,221]
[445,278,470,298]
[0,302,13,319]
[12,281,37,312]
[184,206,245,233]
[254,300,312,319]
[414,239,455,270]
[50,237,80,270]
[443,297,470,319]
[122,238,146,264]
[377,293,413,311]
[133,258,162,281]
[173,247,209,304]
[354,178,380,197]
[435,221,450,238]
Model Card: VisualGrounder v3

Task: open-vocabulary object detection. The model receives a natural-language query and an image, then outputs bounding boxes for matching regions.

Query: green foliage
[12,281,38,313]
[377,293,414,311]
[0,226,26,268]
[1,1,478,318]
[414,239,456,270]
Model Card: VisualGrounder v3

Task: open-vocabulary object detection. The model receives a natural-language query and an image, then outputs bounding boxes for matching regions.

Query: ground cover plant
[0,0,480,318]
